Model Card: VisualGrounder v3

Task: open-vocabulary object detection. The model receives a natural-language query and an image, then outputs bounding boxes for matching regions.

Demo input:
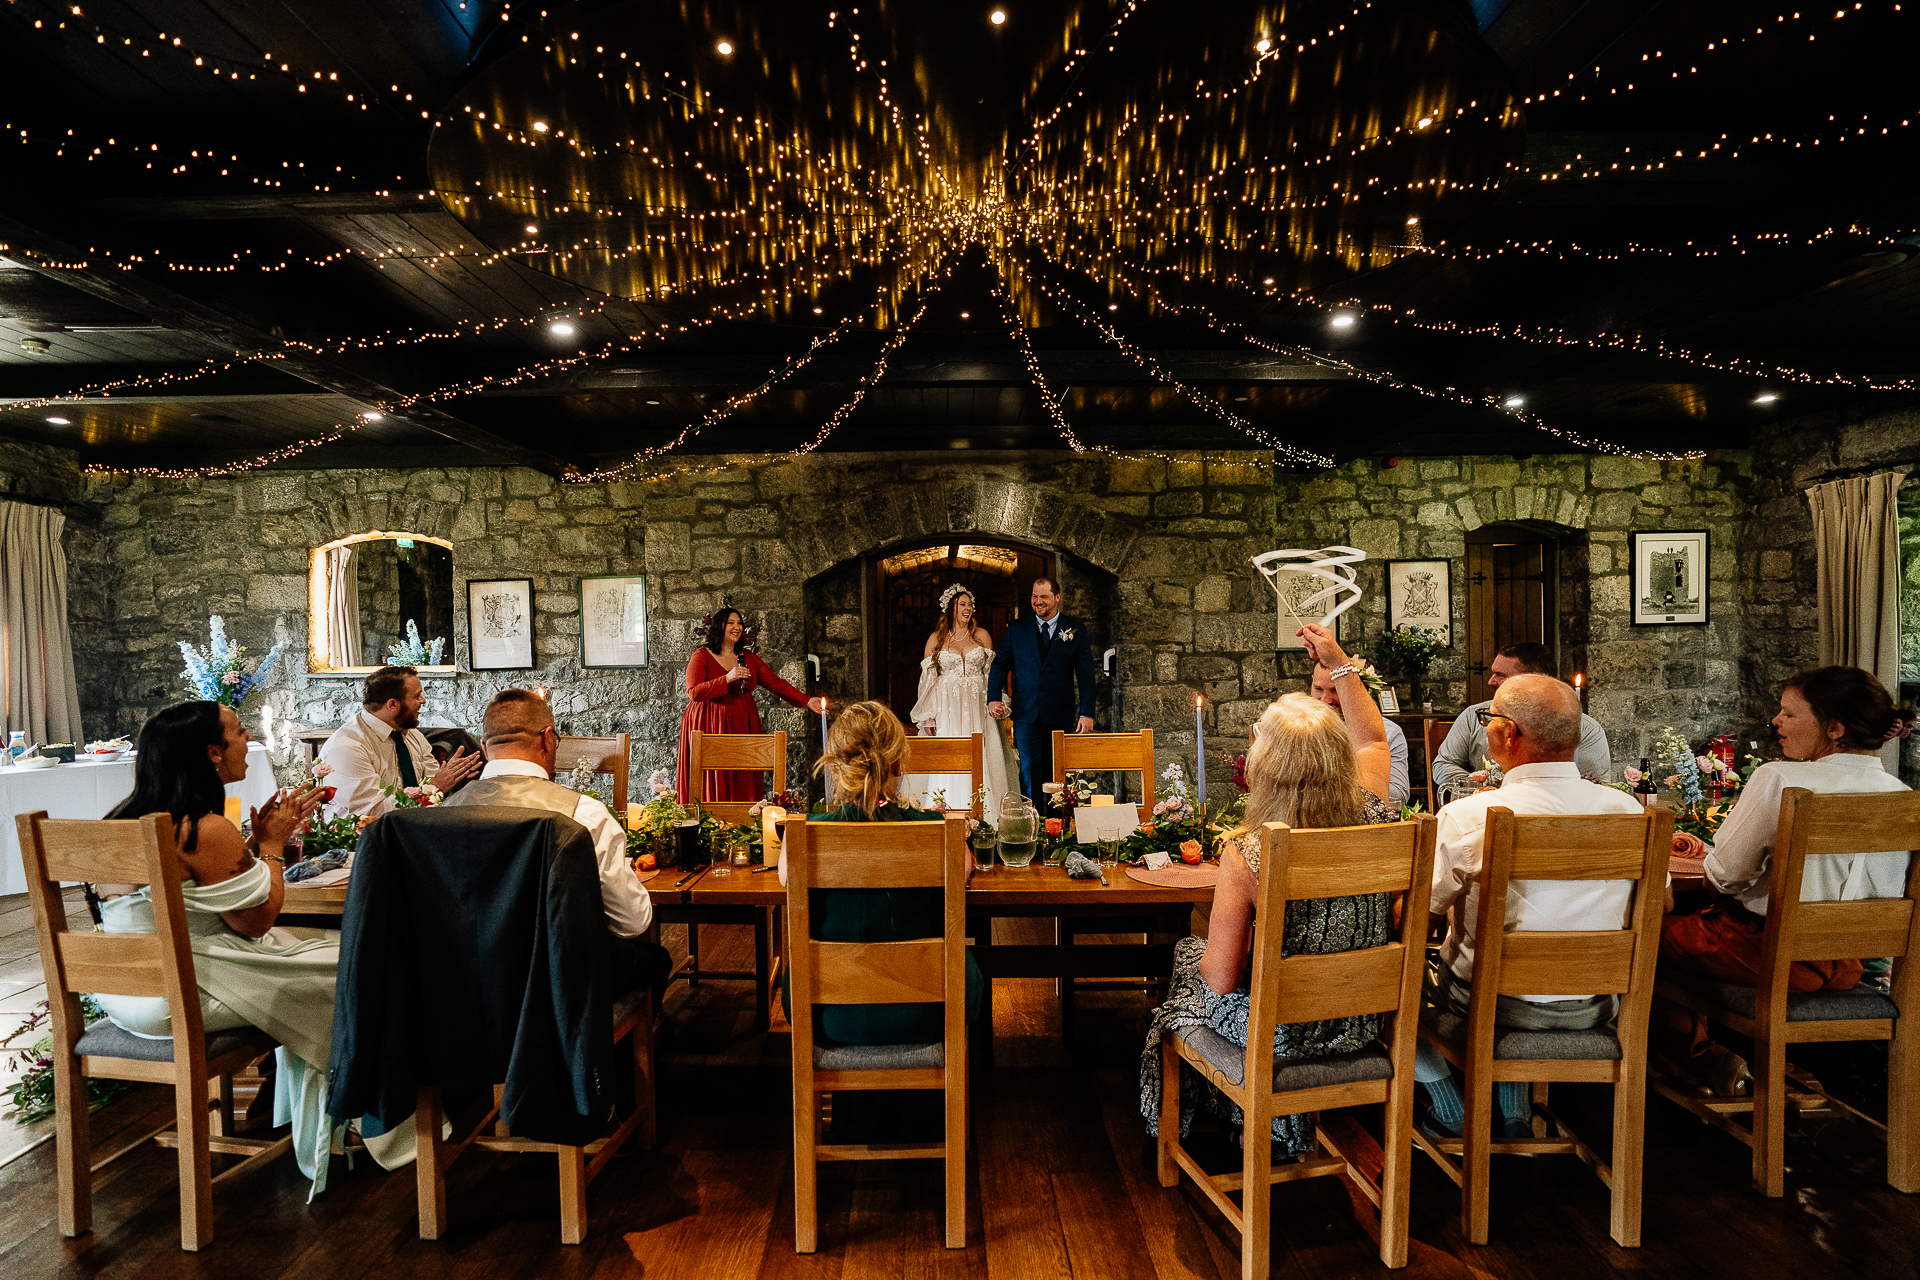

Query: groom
[988,577,1097,801]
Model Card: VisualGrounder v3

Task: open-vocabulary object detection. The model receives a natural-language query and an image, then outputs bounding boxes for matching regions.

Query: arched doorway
[869,537,1056,721]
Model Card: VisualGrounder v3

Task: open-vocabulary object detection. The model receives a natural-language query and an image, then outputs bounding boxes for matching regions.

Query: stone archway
[778,476,1143,582]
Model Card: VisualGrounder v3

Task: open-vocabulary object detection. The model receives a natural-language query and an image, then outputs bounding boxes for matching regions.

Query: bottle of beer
[1634,757,1658,806]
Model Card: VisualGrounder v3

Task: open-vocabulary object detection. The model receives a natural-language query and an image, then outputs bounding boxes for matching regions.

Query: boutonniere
[1060,628,1076,641]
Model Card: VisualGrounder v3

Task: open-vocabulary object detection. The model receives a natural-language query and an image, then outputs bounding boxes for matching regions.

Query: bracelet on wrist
[1327,662,1359,681]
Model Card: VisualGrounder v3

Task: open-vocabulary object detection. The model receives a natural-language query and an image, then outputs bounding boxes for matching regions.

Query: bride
[906,584,1018,815]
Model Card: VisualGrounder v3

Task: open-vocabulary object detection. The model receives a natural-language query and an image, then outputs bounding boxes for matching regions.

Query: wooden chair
[17,811,291,1252]
[1423,718,1450,811]
[1414,805,1673,1247]
[1652,786,1920,1197]
[1157,816,1437,1274]
[415,987,655,1244]
[902,732,985,818]
[785,813,970,1252]
[669,730,788,1027]
[1050,727,1156,809]
[1050,728,1157,1032]
[556,732,631,811]
[688,729,787,824]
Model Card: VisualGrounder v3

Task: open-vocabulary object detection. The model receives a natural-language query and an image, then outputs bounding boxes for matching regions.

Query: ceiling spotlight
[524,223,538,234]
[1754,392,1780,404]
[360,410,384,421]
[19,337,50,353]
[1406,216,1420,226]
[1503,395,1525,409]
[1256,37,1271,52]
[45,416,70,425]
[1262,277,1275,285]
[716,39,734,56]
[532,121,549,132]
[1328,312,1357,329]
[1107,303,1118,311]
[812,306,824,314]
[549,319,576,337]
[990,9,1007,25]
[646,399,661,406]
[959,311,970,319]
[1417,116,1433,128]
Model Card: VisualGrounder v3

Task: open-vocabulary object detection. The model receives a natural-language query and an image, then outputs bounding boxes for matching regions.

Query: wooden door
[1464,526,1553,691]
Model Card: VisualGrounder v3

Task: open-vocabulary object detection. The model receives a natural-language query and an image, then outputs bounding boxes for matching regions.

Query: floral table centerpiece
[386,619,447,667]
[1376,625,1446,710]
[178,615,286,711]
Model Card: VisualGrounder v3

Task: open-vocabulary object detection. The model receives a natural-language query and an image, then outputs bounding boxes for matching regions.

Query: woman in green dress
[778,699,984,1045]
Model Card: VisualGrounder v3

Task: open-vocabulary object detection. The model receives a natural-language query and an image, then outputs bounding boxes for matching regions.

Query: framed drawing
[1387,559,1452,643]
[466,577,534,670]
[1273,573,1342,651]
[1630,531,1709,626]
[580,574,649,668]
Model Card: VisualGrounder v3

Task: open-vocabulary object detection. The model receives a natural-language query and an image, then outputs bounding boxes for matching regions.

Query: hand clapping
[252,782,327,852]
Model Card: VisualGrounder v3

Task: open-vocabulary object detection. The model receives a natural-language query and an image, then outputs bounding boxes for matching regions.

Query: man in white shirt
[1311,661,1409,807]
[318,666,483,818]
[1415,673,1646,1139]
[440,688,669,1000]
[1430,642,1612,802]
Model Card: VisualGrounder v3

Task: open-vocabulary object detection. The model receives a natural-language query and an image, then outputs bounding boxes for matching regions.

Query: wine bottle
[1634,757,1657,806]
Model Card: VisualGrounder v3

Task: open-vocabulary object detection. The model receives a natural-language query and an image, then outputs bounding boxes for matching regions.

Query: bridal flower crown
[937,583,970,614]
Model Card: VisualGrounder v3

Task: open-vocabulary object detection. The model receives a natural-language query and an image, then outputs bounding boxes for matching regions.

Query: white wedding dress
[906,645,1018,815]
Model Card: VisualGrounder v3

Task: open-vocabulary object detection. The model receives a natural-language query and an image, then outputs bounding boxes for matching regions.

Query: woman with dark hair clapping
[676,606,825,804]
[1653,665,1915,1095]
[92,700,418,1193]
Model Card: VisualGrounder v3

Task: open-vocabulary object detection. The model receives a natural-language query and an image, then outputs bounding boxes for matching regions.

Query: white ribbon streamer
[1251,546,1368,646]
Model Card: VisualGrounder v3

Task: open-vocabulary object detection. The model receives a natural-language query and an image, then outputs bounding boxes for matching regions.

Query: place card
[1142,851,1173,870]
[1089,795,1115,807]
[1074,802,1139,843]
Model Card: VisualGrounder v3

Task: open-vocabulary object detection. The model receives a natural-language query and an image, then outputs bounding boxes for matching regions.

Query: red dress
[676,648,811,804]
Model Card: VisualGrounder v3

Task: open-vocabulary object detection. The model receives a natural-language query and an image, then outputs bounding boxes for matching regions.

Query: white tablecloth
[1,742,279,897]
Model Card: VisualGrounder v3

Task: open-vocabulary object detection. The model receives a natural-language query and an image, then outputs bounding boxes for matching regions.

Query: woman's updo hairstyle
[1781,665,1912,751]
[811,699,909,817]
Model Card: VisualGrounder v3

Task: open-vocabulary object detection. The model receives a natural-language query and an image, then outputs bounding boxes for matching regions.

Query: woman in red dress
[676,608,824,804]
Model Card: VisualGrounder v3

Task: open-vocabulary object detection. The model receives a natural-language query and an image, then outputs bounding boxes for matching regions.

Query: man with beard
[318,665,482,817]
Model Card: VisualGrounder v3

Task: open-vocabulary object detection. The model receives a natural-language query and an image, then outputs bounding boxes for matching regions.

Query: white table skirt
[1,742,279,897]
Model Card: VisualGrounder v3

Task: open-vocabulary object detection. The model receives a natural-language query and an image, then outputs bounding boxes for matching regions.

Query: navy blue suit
[988,613,1097,801]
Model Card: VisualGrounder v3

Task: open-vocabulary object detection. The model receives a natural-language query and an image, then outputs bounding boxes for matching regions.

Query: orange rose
[1179,839,1204,865]
[1671,832,1707,859]
[1045,818,1064,837]
[635,853,657,872]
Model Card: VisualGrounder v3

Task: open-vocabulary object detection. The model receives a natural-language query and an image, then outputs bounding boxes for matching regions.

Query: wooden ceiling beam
[0,211,571,475]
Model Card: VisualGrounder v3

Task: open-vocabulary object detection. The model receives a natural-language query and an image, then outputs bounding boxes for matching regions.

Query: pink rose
[221,671,242,685]
[1622,766,1643,784]
[311,762,333,778]
[1696,756,1718,775]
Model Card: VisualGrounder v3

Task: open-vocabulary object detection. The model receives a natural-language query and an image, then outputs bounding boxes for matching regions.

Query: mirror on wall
[307,533,456,672]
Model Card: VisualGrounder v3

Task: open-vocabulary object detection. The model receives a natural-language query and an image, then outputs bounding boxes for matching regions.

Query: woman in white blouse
[1653,665,1912,1094]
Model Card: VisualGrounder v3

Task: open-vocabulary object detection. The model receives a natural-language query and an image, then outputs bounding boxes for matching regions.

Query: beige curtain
[327,545,361,667]
[0,501,83,744]
[1808,471,1903,772]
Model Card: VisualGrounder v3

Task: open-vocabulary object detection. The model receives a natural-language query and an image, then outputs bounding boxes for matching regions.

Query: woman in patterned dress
[1141,622,1396,1152]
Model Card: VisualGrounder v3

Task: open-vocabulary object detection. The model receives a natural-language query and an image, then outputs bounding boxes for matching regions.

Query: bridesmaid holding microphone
[675,607,825,805]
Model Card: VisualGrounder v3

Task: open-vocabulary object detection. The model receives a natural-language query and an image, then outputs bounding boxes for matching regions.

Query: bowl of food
[11,756,57,770]
[85,738,131,761]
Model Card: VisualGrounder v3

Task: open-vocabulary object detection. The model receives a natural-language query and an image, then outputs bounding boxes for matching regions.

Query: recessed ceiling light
[532,121,549,132]
[45,416,70,425]
[1328,312,1357,329]
[549,319,576,337]
[1754,392,1779,404]
[1107,303,1118,311]
[812,306,823,314]
[1233,396,1249,402]
[1256,37,1271,52]
[716,39,734,56]
[990,9,1007,26]
[1406,216,1420,226]
[959,311,970,319]
[1262,277,1275,285]
[1418,116,1433,128]
[1503,395,1525,409]
[360,410,384,421]
[524,224,538,234]
[646,399,661,405]
[19,337,50,353]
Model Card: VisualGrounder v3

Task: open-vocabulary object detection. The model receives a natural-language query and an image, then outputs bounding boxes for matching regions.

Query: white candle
[1194,694,1207,806]
[761,805,786,865]
[820,696,829,748]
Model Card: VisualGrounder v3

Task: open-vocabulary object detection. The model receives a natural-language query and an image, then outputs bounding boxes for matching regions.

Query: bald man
[437,689,669,1000]
[1430,641,1612,802]
[1414,674,1645,1140]
[1311,661,1409,806]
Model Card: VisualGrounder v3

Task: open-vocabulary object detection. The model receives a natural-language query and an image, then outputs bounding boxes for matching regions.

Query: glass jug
[997,795,1039,869]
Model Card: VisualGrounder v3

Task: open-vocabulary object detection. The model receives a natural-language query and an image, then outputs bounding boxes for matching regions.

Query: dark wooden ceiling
[0,0,1916,476]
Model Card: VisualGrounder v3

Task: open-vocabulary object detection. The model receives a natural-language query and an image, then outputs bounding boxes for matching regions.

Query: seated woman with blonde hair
[779,699,984,1046]
[1140,622,1396,1152]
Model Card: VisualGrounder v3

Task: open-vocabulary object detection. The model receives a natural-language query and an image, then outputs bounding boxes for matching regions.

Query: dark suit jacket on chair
[327,806,615,1147]
[988,613,1097,727]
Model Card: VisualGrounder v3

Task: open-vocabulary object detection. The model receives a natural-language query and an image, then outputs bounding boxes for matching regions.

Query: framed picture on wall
[1386,559,1452,642]
[466,577,534,669]
[580,574,649,668]
[1274,576,1342,650]
[1630,530,1710,626]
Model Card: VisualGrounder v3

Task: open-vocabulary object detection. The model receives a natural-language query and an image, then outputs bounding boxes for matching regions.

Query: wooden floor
[1,898,1917,1279]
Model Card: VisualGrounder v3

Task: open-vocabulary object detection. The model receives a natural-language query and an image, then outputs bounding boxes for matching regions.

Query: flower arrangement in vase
[386,619,446,667]
[178,616,286,710]
[1376,625,1446,709]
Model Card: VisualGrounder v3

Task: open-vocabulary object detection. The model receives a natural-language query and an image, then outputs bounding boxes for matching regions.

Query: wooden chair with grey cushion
[17,810,291,1252]
[1413,805,1673,1247]
[1157,815,1437,1274]
[784,813,970,1252]
[1651,786,1920,1197]
[1049,728,1159,1035]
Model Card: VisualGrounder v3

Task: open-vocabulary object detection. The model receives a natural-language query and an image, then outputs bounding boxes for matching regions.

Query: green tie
[391,730,419,789]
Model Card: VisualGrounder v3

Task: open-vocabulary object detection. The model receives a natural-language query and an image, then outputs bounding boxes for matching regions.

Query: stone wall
[9,424,1903,802]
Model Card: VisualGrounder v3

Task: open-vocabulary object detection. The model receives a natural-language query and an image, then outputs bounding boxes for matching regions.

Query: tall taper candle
[1194,694,1207,806]
[821,696,829,749]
